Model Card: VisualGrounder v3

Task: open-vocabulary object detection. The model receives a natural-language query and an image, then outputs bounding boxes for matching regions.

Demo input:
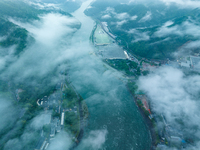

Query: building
[124,51,130,59]
[170,136,184,148]
[136,95,151,114]
[101,22,117,39]
[35,137,48,150]
[50,124,55,137]
[56,126,61,133]
[180,61,190,68]
[61,112,65,126]
[190,56,200,70]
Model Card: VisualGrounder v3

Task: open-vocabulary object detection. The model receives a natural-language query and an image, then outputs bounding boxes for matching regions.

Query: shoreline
[90,20,158,149]
[126,86,157,150]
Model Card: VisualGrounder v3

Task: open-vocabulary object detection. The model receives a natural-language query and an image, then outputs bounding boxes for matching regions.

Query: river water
[67,1,151,149]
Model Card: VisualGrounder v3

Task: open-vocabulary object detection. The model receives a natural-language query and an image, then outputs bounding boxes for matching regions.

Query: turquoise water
[67,1,151,149]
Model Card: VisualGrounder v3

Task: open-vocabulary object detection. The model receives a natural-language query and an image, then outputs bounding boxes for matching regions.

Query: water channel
[67,1,151,149]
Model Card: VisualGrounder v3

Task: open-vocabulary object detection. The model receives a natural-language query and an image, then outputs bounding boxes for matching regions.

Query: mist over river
[67,1,151,149]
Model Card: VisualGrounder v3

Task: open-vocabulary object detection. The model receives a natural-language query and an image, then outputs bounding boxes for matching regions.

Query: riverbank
[65,77,89,149]
[89,10,154,150]
[126,85,157,150]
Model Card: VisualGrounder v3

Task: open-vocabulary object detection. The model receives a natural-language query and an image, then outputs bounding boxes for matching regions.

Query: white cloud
[0,46,17,71]
[163,20,174,27]
[25,0,59,9]
[116,20,127,26]
[101,14,111,19]
[160,0,200,8]
[30,112,51,130]
[0,96,19,131]
[138,11,152,22]
[3,13,80,81]
[138,66,200,148]
[103,7,132,21]
[48,131,72,150]
[154,25,182,37]
[154,20,200,38]
[9,13,79,47]
[116,12,130,20]
[130,15,138,20]
[79,130,108,149]
[105,7,115,14]
[118,0,200,9]
[128,29,150,42]
[184,40,200,49]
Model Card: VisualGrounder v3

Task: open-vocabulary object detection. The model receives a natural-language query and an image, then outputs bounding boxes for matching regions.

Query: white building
[61,112,65,126]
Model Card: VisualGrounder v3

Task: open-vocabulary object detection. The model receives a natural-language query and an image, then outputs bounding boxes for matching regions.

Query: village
[34,80,81,150]
[13,73,86,150]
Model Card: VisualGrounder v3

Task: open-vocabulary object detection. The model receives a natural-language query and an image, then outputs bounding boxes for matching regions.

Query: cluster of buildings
[135,94,187,149]
[34,113,62,150]
[135,95,153,120]
[127,53,139,64]
[35,137,49,150]
[157,114,186,149]
[140,62,158,72]
[34,78,80,150]
[50,117,61,138]
[179,55,200,71]
[35,82,64,150]
[36,92,61,112]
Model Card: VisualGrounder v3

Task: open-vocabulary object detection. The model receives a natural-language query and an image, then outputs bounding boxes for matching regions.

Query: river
[67,0,151,149]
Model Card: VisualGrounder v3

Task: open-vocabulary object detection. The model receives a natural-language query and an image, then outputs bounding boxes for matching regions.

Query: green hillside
[85,1,200,60]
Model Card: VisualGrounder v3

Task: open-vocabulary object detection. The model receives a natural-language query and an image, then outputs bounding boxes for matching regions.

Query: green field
[94,25,111,45]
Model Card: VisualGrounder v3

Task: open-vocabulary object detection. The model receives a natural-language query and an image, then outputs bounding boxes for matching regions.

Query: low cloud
[25,1,60,10]
[150,37,170,45]
[3,132,39,150]
[130,15,138,20]
[116,20,127,27]
[101,14,111,19]
[9,13,79,47]
[48,131,72,150]
[138,66,200,149]
[154,20,200,38]
[0,95,19,132]
[102,7,135,23]
[0,46,17,71]
[138,11,152,22]
[111,0,200,9]
[128,29,150,42]
[183,40,200,49]
[160,0,200,8]
[116,12,130,20]
[30,112,51,130]
[1,13,80,83]
[78,130,108,150]
[2,106,50,150]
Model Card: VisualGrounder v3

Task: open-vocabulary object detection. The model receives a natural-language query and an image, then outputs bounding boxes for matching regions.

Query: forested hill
[0,0,79,62]
[0,0,44,56]
[85,0,200,60]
